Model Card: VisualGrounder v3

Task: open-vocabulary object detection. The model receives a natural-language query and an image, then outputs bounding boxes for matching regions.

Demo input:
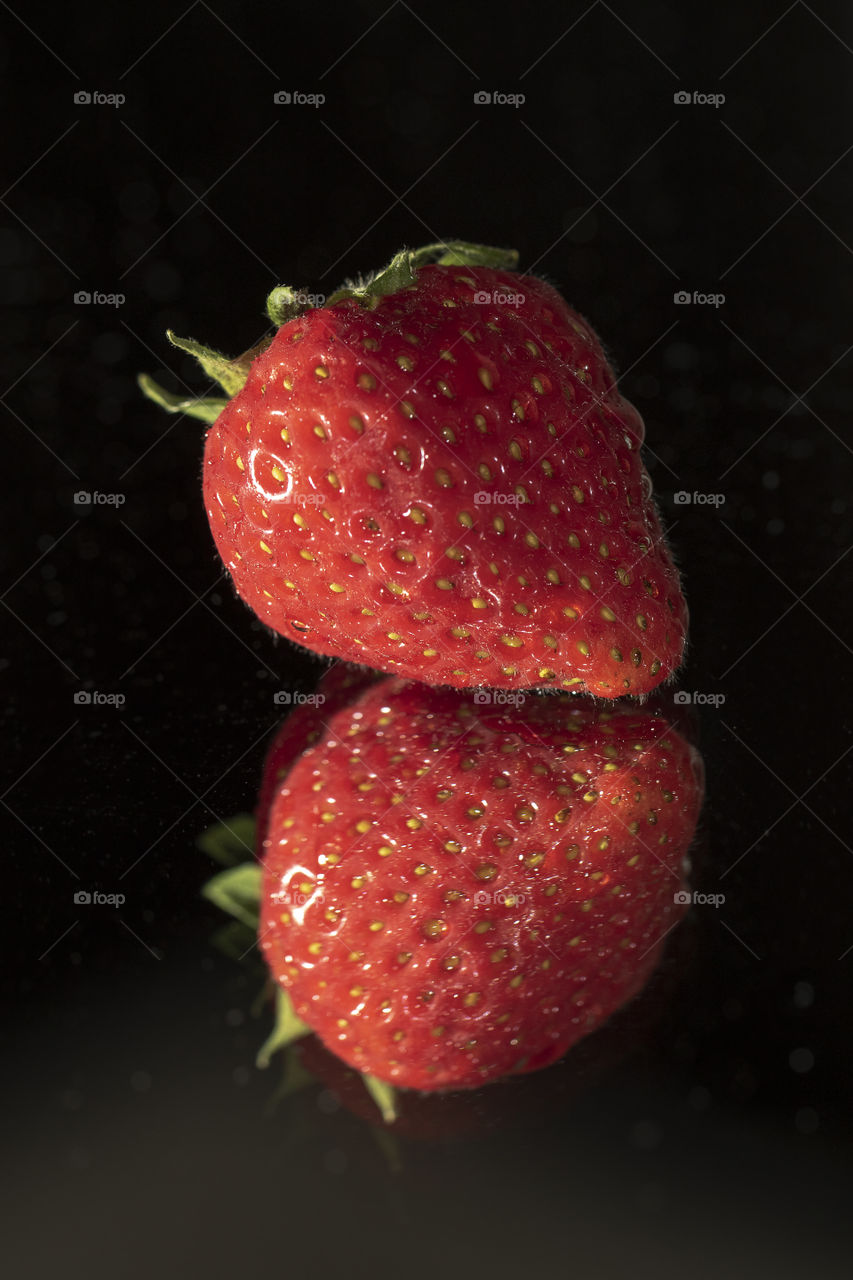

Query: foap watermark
[674,889,725,908]
[473,888,527,906]
[74,290,126,307]
[673,691,726,708]
[474,491,522,506]
[273,90,325,107]
[474,91,525,107]
[674,290,725,308]
[290,290,326,308]
[271,885,325,907]
[673,490,725,507]
[273,690,326,706]
[74,889,126,907]
[673,90,725,108]
[473,690,527,708]
[74,690,126,707]
[74,490,126,506]
[73,90,126,108]
[473,289,525,308]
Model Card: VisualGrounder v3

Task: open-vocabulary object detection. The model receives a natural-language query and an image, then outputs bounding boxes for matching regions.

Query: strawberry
[141,241,687,697]
[254,662,377,860]
[258,675,703,1092]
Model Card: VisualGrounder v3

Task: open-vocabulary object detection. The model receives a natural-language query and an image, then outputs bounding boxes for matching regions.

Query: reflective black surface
[4,2,853,1275]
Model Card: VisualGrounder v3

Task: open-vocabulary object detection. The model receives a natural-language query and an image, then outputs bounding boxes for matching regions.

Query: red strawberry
[142,242,687,697]
[254,662,378,860]
[259,675,703,1092]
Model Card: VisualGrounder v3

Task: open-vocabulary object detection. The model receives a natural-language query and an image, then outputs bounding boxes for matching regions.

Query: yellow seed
[478,367,493,390]
[314,365,329,379]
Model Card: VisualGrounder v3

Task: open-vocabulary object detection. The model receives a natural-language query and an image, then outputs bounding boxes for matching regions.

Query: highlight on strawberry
[140,240,687,697]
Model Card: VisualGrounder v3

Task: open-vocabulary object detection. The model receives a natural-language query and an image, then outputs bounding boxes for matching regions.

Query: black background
[4,2,853,1276]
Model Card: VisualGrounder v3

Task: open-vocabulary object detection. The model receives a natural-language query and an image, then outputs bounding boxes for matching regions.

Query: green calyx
[300,238,519,314]
[139,239,518,425]
[137,330,271,422]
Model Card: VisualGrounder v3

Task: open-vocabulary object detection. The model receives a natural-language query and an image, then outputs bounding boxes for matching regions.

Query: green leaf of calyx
[295,240,520,315]
[197,814,257,867]
[201,862,262,931]
[257,987,311,1068]
[136,374,227,424]
[362,1074,399,1124]
[414,239,519,270]
[166,330,252,397]
[265,286,318,327]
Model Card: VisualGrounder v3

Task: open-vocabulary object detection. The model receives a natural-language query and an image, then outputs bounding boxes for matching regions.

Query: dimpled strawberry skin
[203,265,687,697]
[259,679,703,1091]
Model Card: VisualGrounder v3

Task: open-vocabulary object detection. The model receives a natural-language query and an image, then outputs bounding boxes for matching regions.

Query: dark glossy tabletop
[3,2,852,1276]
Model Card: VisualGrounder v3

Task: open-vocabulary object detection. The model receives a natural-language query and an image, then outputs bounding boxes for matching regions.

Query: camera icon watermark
[673,691,726,708]
[473,289,525,308]
[73,889,126,907]
[673,290,725,308]
[473,689,527,708]
[273,691,326,706]
[473,888,526,907]
[73,290,125,307]
[73,90,126,107]
[673,90,725,108]
[273,90,325,107]
[674,889,725,908]
[473,90,525,107]
[473,491,522,506]
[74,691,126,707]
[672,490,725,507]
[74,490,126,506]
